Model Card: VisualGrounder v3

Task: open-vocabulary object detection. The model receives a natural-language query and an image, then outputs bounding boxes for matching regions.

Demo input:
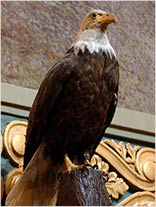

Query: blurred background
[1,1,155,114]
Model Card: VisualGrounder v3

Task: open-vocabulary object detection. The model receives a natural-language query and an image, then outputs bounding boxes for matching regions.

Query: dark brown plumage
[24,49,119,167]
[6,10,119,206]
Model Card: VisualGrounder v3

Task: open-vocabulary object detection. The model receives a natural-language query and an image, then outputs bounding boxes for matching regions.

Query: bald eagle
[6,10,119,206]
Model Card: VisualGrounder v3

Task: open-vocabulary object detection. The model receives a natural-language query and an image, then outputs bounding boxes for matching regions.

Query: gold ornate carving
[5,167,23,195]
[1,135,5,200]
[96,140,155,191]
[106,172,129,199]
[118,191,155,206]
[90,155,129,199]
[3,121,27,167]
[1,176,5,200]
[2,121,155,205]
[0,133,3,154]
[104,139,140,164]
[135,148,155,181]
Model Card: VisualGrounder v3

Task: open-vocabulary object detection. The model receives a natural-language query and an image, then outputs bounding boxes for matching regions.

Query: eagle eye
[92,13,97,18]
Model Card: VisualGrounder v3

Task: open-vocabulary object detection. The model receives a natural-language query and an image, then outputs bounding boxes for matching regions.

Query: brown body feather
[24,48,119,166]
[6,48,119,206]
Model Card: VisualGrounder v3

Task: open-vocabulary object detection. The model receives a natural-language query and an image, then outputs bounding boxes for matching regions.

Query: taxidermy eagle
[6,9,119,205]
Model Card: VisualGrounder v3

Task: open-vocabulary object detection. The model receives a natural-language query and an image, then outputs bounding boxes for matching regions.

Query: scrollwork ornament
[135,147,155,181]
[118,191,155,206]
[104,139,140,165]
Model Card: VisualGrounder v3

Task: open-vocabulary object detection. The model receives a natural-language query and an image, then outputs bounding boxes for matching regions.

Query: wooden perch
[56,167,111,206]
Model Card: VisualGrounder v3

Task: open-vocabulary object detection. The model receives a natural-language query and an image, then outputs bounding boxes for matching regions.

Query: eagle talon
[64,154,84,173]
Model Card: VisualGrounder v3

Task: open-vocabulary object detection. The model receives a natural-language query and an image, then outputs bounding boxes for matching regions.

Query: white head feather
[73,10,116,58]
[74,28,116,58]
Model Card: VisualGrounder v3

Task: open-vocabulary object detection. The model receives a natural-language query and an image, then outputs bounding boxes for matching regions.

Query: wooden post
[56,167,111,206]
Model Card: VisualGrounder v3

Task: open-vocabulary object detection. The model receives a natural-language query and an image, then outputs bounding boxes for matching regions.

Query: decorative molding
[96,140,155,191]
[1,134,5,200]
[1,83,36,109]
[2,120,155,206]
[3,121,27,167]
[5,167,23,196]
[0,134,3,154]
[1,83,37,117]
[118,191,155,206]
[1,176,5,200]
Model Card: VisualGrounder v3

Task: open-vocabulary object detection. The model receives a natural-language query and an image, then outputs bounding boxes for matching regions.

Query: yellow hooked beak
[96,13,116,25]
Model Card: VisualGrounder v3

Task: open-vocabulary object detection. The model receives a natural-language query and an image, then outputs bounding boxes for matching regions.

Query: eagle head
[74,10,117,57]
[80,10,116,32]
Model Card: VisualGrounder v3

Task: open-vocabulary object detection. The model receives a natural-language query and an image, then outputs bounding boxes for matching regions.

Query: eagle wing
[24,57,73,168]
[104,90,118,130]
[93,58,119,154]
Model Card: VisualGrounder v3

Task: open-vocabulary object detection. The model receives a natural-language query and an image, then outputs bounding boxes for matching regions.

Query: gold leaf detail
[90,154,129,199]
[96,141,155,191]
[126,143,140,163]
[106,173,129,199]
[90,154,109,175]
[104,139,140,165]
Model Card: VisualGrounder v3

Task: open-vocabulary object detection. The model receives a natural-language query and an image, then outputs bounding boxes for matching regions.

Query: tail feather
[6,182,35,206]
[5,144,65,206]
